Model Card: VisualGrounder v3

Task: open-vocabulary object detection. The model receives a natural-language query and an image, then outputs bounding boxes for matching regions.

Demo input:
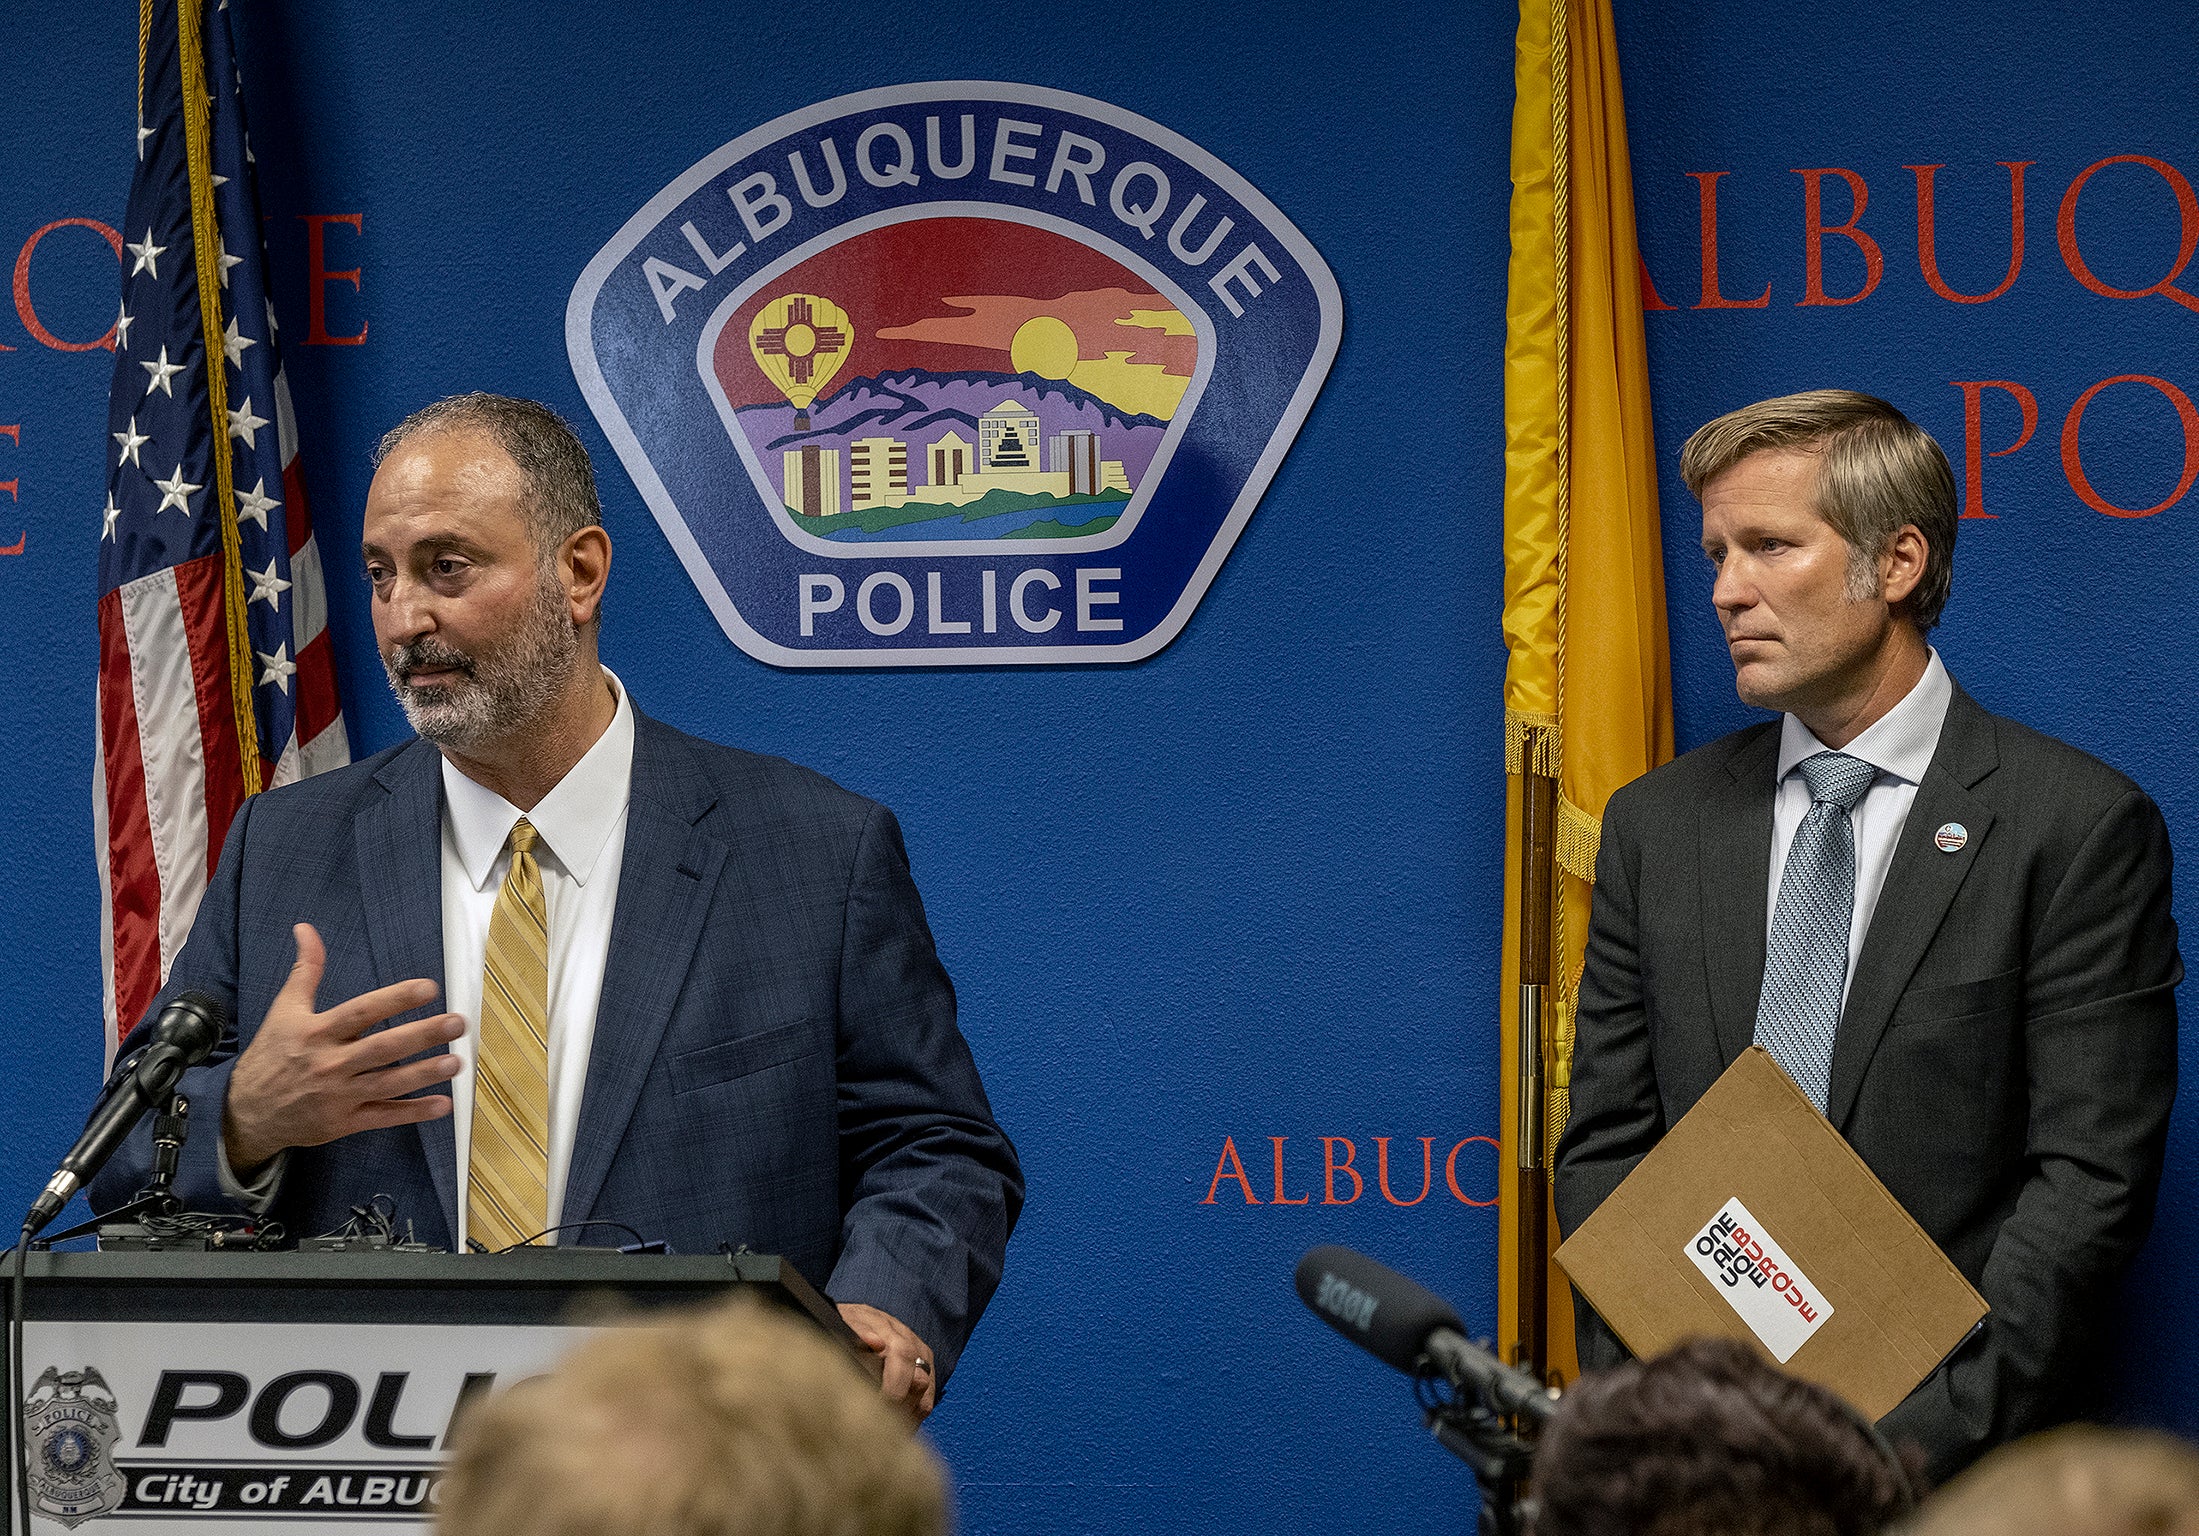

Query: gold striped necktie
[469,817,551,1251]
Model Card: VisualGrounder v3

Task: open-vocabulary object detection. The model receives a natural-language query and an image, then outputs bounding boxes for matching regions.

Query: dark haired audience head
[1532,1337,1917,1536]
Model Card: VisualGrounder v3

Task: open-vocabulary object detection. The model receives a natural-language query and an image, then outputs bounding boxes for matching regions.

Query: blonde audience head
[437,1295,949,1536]
[1900,1425,2199,1536]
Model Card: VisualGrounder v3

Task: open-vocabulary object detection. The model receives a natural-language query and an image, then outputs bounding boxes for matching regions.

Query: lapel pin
[1934,823,1969,854]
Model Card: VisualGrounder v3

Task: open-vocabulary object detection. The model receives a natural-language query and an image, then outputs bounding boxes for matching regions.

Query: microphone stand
[1420,1341,1550,1536]
[35,1092,190,1249]
[1430,1401,1535,1536]
[15,1088,196,1536]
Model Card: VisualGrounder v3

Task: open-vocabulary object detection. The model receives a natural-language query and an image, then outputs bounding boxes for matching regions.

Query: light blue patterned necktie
[1754,750,1879,1113]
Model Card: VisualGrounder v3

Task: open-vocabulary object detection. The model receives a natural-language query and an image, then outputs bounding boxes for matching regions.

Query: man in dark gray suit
[1554,390,2180,1478]
[94,395,1021,1417]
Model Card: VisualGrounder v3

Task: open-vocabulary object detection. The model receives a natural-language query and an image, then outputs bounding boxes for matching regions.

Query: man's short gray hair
[1679,389,1959,629]
[372,393,602,555]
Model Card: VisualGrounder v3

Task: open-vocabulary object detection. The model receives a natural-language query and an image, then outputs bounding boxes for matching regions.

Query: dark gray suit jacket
[1553,684,2180,1479]
[91,711,1023,1382]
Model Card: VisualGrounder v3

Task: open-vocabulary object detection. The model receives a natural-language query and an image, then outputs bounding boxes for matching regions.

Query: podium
[7,1249,853,1532]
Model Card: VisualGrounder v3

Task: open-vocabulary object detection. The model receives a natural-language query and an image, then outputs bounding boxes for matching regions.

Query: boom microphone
[1295,1245,1557,1425]
[23,992,225,1237]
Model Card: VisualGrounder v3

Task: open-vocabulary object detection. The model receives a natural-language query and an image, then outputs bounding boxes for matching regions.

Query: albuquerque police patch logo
[24,1366,126,1526]
[566,82,1342,666]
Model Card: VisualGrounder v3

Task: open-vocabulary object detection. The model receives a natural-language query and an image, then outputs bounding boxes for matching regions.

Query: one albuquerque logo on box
[1685,1196,1834,1364]
[566,82,1342,667]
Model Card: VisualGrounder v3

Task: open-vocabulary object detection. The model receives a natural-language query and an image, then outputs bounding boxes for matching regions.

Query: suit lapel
[354,741,457,1238]
[1825,687,2000,1129]
[1700,725,1782,1066]
[560,715,728,1233]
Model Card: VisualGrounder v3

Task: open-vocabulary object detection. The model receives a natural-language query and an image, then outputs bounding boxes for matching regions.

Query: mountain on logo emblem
[567,82,1341,666]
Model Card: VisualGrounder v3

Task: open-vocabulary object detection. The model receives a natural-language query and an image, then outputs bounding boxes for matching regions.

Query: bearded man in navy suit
[94,394,1022,1416]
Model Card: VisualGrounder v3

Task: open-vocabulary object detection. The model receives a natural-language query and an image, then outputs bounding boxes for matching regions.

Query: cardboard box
[1554,1045,1987,1421]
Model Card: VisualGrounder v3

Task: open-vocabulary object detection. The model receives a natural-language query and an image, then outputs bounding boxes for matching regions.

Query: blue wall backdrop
[6,1,2199,1531]
[5,2,1512,1532]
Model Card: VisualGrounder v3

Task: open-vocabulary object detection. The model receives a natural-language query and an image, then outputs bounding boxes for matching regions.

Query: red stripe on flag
[99,591,162,1035]
[293,630,343,744]
[172,553,250,856]
[283,456,314,559]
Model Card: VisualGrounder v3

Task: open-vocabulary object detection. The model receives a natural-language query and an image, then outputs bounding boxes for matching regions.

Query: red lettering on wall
[14,219,124,351]
[1269,1137,1311,1205]
[1949,381,2038,520]
[1445,1136,1499,1208]
[1200,1137,1260,1205]
[1638,250,1677,312]
[1909,162,2029,304]
[301,214,368,345]
[1321,1138,1362,1205]
[1794,168,1883,306]
[1375,1136,1435,1206]
[1689,172,1771,309]
[0,423,23,554]
[1201,1132,1501,1211]
[2061,374,2199,518]
[2057,157,2199,314]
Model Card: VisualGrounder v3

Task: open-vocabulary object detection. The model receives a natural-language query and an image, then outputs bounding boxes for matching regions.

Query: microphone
[23,993,225,1238]
[1295,1245,1557,1425]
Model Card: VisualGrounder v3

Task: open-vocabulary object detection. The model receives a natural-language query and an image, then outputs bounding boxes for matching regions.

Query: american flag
[96,0,348,1065]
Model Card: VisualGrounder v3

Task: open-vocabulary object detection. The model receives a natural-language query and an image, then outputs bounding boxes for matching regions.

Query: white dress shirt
[1765,649,1954,1019]
[439,668,635,1249]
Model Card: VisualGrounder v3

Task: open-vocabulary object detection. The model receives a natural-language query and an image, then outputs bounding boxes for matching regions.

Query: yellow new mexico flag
[1496,0,1674,1380]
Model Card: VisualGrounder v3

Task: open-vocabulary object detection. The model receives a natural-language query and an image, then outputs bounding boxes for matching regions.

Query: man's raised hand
[222,923,464,1176]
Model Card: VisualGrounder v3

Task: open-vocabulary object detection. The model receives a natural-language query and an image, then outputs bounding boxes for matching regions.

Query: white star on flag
[127,228,168,279]
[256,643,296,693]
[141,345,185,398]
[228,396,269,448]
[152,464,201,516]
[222,316,253,368]
[115,303,135,351]
[113,416,150,469]
[215,233,243,288]
[136,119,154,159]
[102,493,122,542]
[246,558,292,610]
[233,477,280,531]
[264,297,280,337]
[212,173,229,188]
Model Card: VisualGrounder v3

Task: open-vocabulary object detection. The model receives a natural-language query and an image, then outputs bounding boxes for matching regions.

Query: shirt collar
[441,668,637,891]
[1776,648,1954,788]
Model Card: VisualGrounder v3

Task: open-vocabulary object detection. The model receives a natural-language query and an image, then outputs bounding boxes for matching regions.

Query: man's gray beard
[384,571,580,750]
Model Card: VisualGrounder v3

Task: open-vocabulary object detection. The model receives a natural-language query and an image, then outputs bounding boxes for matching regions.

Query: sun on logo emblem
[24,1366,126,1526]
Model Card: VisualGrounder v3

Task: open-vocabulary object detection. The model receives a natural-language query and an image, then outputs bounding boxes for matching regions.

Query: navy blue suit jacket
[90,712,1023,1380]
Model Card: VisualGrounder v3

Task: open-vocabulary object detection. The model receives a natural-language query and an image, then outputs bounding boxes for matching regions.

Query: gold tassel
[1554,792,1601,882]
[1506,709,1560,776]
[1547,987,1576,1146]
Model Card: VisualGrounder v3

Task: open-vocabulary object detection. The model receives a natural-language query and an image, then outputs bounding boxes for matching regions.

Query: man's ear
[563,526,613,627]
[1879,524,1927,609]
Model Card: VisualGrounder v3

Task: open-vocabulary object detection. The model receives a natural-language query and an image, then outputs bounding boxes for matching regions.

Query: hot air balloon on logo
[748,293,852,428]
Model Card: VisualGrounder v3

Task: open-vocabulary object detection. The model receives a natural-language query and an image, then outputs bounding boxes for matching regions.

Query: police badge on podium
[23,1366,127,1526]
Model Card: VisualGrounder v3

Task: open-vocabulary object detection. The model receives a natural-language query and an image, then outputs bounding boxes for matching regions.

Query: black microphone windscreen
[153,992,226,1064]
[1295,1245,1464,1376]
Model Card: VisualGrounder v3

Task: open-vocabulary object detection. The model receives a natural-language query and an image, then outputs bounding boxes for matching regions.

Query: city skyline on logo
[708,218,1199,545]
